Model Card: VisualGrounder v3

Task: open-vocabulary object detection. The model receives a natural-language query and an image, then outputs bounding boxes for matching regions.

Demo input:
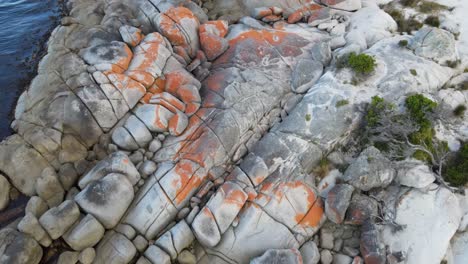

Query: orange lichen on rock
[157,7,200,59]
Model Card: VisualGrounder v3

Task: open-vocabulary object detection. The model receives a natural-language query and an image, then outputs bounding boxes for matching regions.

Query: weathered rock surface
[0,1,467,264]
[63,214,105,250]
[0,228,42,264]
[380,186,462,264]
[325,184,355,224]
[250,248,303,264]
[0,174,10,211]
[39,200,80,239]
[75,173,134,229]
[342,147,395,191]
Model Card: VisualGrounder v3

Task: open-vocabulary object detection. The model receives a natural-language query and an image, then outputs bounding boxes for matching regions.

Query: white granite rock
[63,214,105,251]
[381,186,462,264]
[75,173,134,229]
[39,200,80,239]
[0,174,10,210]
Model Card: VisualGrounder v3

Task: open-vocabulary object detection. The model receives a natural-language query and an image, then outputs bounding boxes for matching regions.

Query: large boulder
[78,151,140,189]
[380,186,462,264]
[450,231,468,264]
[0,228,43,264]
[409,27,458,65]
[342,147,395,191]
[0,135,50,196]
[94,231,137,264]
[0,174,10,210]
[395,160,435,188]
[38,200,80,239]
[250,248,303,264]
[75,173,134,229]
[325,184,354,224]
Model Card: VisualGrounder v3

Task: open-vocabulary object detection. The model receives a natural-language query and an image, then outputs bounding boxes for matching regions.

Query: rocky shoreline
[0,0,467,263]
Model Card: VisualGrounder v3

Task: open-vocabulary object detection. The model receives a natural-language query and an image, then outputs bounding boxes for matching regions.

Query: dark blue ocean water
[0,0,61,140]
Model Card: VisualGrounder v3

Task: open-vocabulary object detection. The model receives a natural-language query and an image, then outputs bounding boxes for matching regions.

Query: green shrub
[405,94,437,124]
[398,39,408,47]
[387,9,423,32]
[347,53,377,74]
[313,157,331,178]
[446,60,460,68]
[366,96,392,127]
[336,99,350,108]
[424,15,440,27]
[401,0,419,7]
[305,114,311,121]
[461,81,468,91]
[410,69,417,76]
[444,142,468,186]
[405,94,438,161]
[419,1,448,13]
[453,104,466,117]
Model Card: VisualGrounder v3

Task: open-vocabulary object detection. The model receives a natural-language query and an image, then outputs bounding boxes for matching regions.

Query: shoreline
[1,0,67,141]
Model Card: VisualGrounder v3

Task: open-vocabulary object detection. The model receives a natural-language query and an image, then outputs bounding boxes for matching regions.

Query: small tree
[364,95,460,192]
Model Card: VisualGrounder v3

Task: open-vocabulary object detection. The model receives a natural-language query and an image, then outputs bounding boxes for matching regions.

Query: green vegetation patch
[336,99,349,108]
[398,39,408,47]
[453,104,466,117]
[405,94,438,161]
[387,9,423,33]
[424,15,440,27]
[419,1,448,13]
[347,52,377,74]
[444,142,468,186]
[410,69,417,76]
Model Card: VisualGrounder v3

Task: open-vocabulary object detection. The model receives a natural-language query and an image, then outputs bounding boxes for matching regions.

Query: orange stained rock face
[179,128,222,168]
[105,72,147,106]
[216,29,305,65]
[165,70,198,93]
[158,14,186,47]
[172,161,207,205]
[142,32,166,44]
[287,4,322,23]
[165,6,198,26]
[129,31,144,47]
[140,92,154,104]
[112,44,133,73]
[258,181,324,228]
[199,32,226,60]
[126,41,168,86]
[256,8,273,19]
[263,15,282,23]
[152,105,173,131]
[295,197,324,228]
[126,70,155,88]
[199,20,228,38]
[165,70,201,115]
[151,92,186,113]
[149,77,166,94]
[222,183,248,208]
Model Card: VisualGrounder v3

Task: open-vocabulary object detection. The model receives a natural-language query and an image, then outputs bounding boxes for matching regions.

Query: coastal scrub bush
[453,104,466,117]
[444,142,468,186]
[398,39,408,47]
[419,1,448,13]
[347,53,376,74]
[424,15,440,27]
[410,69,417,76]
[405,94,438,161]
[386,8,423,32]
[336,99,349,107]
[366,96,392,127]
[401,0,419,8]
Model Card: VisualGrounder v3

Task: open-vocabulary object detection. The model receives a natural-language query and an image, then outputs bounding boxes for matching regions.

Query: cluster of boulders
[1,0,468,264]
